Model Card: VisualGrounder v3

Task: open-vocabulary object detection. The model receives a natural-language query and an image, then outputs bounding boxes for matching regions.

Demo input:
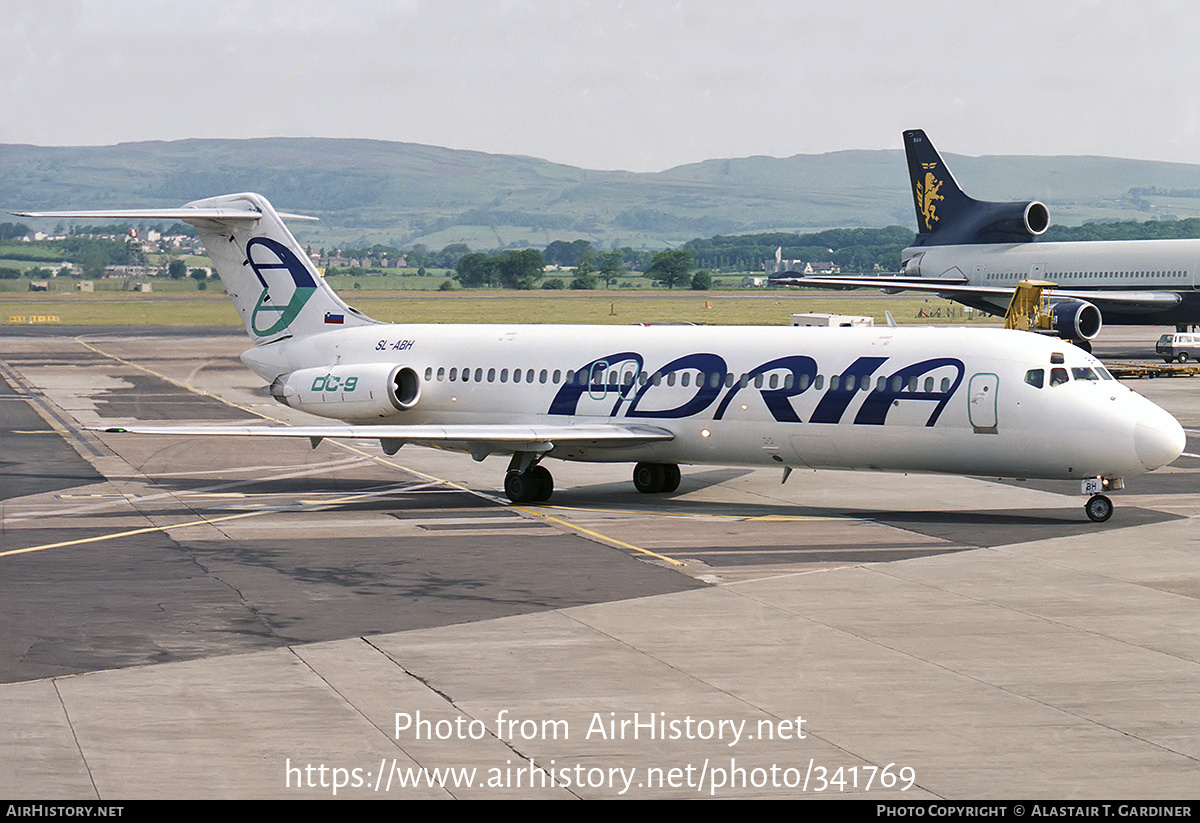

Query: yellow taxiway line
[31,339,684,567]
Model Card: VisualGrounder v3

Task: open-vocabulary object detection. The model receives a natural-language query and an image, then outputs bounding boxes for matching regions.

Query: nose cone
[1134,404,1186,471]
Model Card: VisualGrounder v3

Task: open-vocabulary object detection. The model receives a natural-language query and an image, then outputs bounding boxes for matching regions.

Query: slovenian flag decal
[324,312,344,324]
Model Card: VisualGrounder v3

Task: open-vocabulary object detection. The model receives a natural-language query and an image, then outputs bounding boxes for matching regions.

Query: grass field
[1,288,986,328]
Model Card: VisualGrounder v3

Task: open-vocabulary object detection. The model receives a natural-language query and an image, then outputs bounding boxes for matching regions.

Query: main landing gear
[632,462,681,494]
[503,453,553,504]
[504,465,553,503]
[502,458,684,503]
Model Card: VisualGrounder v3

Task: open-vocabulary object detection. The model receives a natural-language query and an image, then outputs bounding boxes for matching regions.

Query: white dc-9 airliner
[16,194,1185,521]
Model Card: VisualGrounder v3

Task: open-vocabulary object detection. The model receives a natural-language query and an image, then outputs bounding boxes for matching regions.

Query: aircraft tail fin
[183,193,378,343]
[14,193,378,344]
[903,130,1049,247]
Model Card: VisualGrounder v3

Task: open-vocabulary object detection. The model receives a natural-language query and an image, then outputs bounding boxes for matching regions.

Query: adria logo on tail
[247,237,318,336]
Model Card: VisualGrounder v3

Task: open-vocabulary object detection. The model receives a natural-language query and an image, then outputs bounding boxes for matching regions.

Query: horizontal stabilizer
[12,208,317,222]
[16,193,371,344]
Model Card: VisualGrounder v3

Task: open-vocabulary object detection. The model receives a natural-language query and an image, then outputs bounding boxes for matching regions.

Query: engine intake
[1051,300,1102,342]
[1022,201,1050,235]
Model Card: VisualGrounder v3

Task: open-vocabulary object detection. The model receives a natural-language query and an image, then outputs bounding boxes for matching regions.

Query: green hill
[6,138,1200,249]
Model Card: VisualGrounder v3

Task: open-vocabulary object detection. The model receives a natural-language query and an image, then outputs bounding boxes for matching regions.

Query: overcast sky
[4,0,1199,173]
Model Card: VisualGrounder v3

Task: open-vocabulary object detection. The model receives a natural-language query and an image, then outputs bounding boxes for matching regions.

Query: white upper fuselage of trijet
[903,238,1199,319]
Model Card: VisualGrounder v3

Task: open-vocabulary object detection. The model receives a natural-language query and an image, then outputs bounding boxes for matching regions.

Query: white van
[1156,332,1200,363]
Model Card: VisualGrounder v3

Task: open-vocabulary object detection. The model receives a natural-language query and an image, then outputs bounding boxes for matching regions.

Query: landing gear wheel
[1085,494,1113,523]
[529,465,554,502]
[661,464,681,493]
[633,462,666,493]
[504,470,532,503]
[505,466,554,504]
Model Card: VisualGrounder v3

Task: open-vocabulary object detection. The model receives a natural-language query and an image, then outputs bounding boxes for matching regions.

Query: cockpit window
[1024,368,1044,388]
[1049,367,1069,387]
[1072,367,1099,381]
[1050,352,1065,364]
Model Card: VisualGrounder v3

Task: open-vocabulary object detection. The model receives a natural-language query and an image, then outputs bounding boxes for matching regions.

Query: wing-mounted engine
[1050,300,1103,344]
[270,364,420,420]
[1005,281,1102,349]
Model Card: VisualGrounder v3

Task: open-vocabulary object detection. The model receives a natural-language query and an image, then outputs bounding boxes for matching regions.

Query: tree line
[17,214,1200,288]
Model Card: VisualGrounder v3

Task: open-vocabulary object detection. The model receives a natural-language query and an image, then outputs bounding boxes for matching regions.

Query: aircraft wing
[95,422,675,454]
[772,274,1183,314]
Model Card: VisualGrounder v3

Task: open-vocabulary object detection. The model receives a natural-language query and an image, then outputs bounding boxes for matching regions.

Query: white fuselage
[905,239,1200,323]
[241,323,1184,482]
[23,192,1186,513]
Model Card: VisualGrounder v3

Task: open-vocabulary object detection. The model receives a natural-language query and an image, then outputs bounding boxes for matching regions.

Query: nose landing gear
[1084,493,1113,523]
[1082,476,1121,522]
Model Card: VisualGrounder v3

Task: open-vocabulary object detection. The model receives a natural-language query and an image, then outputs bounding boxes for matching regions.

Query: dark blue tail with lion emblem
[903,129,1050,247]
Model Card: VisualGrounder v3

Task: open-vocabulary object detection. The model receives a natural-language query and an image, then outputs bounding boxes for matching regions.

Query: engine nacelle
[969,200,1050,244]
[913,199,1050,246]
[1051,300,1103,343]
[270,363,420,420]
